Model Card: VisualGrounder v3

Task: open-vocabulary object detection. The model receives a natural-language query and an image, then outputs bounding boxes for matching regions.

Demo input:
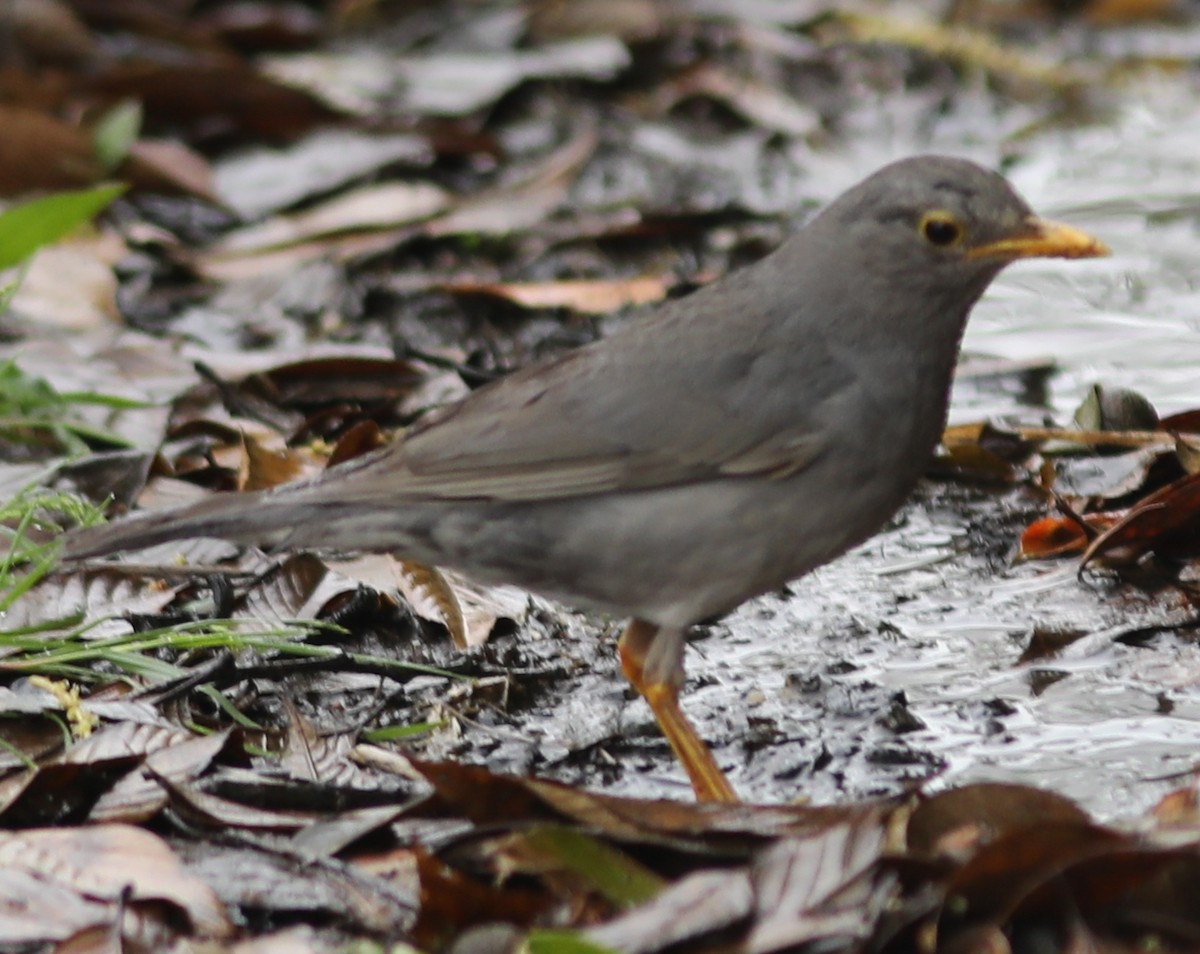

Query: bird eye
[919,211,963,248]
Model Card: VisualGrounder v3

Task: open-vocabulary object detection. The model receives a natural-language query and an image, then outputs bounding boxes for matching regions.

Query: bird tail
[61,488,310,562]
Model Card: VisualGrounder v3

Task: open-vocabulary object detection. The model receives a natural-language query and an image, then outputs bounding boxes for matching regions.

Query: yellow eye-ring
[918,210,964,248]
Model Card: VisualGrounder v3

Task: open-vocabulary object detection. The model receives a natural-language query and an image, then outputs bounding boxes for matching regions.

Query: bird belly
[363,451,922,630]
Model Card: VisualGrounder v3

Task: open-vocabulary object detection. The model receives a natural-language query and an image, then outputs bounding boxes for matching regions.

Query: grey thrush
[64,156,1108,802]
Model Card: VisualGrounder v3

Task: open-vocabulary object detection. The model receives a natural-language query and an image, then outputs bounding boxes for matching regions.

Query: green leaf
[363,720,447,743]
[0,264,27,314]
[520,826,664,907]
[92,100,142,171]
[524,931,618,954]
[0,360,150,453]
[0,183,127,272]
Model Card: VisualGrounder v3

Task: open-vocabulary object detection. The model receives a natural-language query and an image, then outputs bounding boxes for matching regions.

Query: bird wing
[334,301,848,504]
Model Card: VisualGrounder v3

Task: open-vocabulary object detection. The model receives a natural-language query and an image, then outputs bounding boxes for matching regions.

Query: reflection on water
[538,55,1200,815]
[716,484,1200,818]
[970,87,1200,417]
[717,80,1200,817]
[807,81,1200,420]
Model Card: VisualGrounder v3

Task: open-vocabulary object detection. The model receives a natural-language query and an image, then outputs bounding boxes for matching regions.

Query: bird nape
[61,156,1108,803]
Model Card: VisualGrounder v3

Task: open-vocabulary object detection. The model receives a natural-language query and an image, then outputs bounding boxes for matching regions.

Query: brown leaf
[1149,784,1200,827]
[1018,626,1091,664]
[242,355,435,410]
[88,61,343,145]
[279,700,374,788]
[412,847,550,944]
[291,805,408,859]
[208,180,449,256]
[443,275,671,315]
[8,235,123,332]
[83,726,234,824]
[0,709,64,769]
[1174,432,1200,475]
[120,138,219,201]
[392,560,472,650]
[391,559,527,649]
[0,757,144,826]
[1050,445,1176,503]
[177,839,415,935]
[191,224,412,281]
[936,421,1033,481]
[585,868,753,953]
[1159,408,1200,434]
[237,552,368,622]
[1018,515,1090,559]
[1080,0,1176,24]
[937,821,1127,939]
[0,105,101,193]
[195,2,324,52]
[1080,470,1200,568]
[0,0,96,65]
[744,822,888,951]
[527,0,666,43]
[1,566,181,638]
[1015,848,1200,928]
[413,760,554,825]
[908,783,1090,859]
[53,449,156,515]
[0,867,112,945]
[157,776,316,832]
[0,824,232,937]
[524,775,899,845]
[327,419,387,467]
[239,430,308,491]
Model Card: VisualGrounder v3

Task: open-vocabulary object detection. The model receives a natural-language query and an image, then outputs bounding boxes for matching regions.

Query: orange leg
[617,619,738,803]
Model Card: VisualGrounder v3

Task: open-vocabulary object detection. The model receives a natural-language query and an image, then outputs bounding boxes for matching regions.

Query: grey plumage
[63,156,1104,632]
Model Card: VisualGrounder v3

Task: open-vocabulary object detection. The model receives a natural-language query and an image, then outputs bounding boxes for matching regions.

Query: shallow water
[972,90,1200,418]
[795,79,1200,420]
[730,80,1200,815]
[560,70,1200,816]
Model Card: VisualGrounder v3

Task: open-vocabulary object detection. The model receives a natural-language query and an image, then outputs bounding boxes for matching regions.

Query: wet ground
[10,6,1200,950]
[440,73,1200,817]
[463,476,1199,817]
[7,2,1200,823]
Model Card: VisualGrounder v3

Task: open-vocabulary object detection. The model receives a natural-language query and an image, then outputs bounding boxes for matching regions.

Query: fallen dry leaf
[443,275,670,315]
[0,824,232,938]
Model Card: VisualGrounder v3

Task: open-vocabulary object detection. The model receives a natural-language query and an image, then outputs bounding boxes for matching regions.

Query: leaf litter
[0,0,1199,950]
